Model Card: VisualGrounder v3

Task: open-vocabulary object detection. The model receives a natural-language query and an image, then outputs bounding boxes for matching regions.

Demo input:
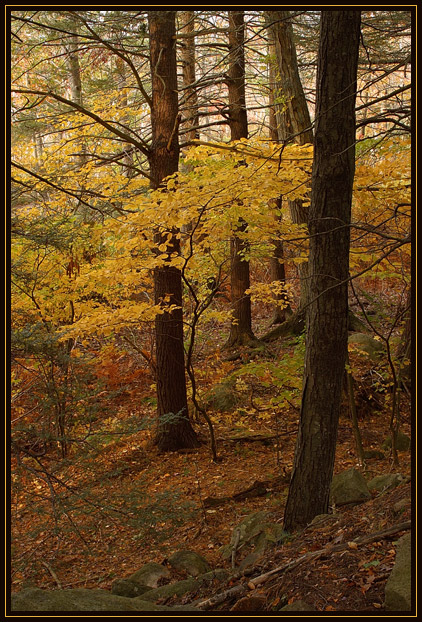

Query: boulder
[385,533,412,611]
[382,431,410,451]
[111,561,170,597]
[230,594,267,611]
[168,550,211,577]
[280,599,316,611]
[348,333,384,360]
[330,468,371,506]
[220,511,288,569]
[363,449,385,460]
[367,473,404,494]
[393,498,410,516]
[111,579,150,598]
[137,569,229,603]
[10,587,198,612]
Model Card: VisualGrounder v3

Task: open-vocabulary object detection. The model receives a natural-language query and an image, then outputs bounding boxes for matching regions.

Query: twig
[166,113,182,152]
[231,528,241,569]
[41,561,62,589]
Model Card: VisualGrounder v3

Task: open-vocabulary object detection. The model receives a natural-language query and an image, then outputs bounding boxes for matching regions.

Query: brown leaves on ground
[10,323,412,612]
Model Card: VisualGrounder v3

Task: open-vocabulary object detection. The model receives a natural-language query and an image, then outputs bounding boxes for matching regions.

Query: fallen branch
[41,561,62,589]
[195,520,411,610]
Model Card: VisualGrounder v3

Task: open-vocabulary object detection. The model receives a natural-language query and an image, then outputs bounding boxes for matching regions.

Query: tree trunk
[179,11,199,143]
[266,11,313,312]
[283,10,361,531]
[148,11,200,451]
[115,56,135,178]
[226,10,255,348]
[267,29,292,325]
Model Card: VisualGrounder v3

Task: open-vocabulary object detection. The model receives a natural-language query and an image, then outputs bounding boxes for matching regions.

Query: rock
[382,431,411,451]
[367,473,404,493]
[363,449,385,460]
[203,377,240,411]
[138,569,229,603]
[10,587,198,612]
[280,599,316,611]
[330,468,371,506]
[308,514,339,529]
[348,333,385,360]
[111,579,150,598]
[385,533,412,611]
[111,561,170,597]
[393,498,410,515]
[220,511,288,569]
[168,550,211,577]
[230,594,267,611]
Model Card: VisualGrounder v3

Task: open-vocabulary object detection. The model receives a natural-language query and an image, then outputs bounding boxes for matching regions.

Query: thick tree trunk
[226,10,255,348]
[283,10,361,531]
[148,11,199,451]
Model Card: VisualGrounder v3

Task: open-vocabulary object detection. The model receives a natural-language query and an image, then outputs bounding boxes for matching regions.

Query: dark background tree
[225,10,255,348]
[284,10,362,531]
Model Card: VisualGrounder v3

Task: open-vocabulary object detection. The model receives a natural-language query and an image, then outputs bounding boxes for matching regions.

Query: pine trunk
[226,10,255,347]
[148,11,199,451]
[283,10,361,531]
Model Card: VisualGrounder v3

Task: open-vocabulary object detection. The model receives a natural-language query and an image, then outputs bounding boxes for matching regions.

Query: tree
[225,10,255,347]
[266,10,313,317]
[179,11,200,143]
[147,11,200,451]
[283,10,361,531]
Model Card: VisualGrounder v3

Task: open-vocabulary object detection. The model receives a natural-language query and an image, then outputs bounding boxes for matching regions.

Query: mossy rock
[138,569,229,603]
[348,333,385,360]
[10,587,198,612]
[111,561,170,597]
[168,550,211,577]
[330,468,371,506]
[385,533,412,611]
[382,431,410,451]
[367,473,404,493]
[203,377,240,412]
[363,449,385,460]
[280,599,316,611]
[220,511,289,569]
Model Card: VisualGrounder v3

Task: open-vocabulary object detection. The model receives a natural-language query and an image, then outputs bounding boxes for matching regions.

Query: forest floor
[10,303,413,613]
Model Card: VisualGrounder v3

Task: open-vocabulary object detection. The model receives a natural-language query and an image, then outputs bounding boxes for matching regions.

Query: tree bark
[226,10,255,348]
[179,11,199,143]
[283,10,361,531]
[266,11,313,312]
[148,11,200,451]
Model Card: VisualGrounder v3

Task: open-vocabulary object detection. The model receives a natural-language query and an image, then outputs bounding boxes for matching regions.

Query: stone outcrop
[384,533,412,611]
[10,587,198,612]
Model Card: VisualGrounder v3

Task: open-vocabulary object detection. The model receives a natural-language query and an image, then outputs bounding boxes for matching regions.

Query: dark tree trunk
[283,10,361,531]
[226,10,255,348]
[148,11,199,451]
